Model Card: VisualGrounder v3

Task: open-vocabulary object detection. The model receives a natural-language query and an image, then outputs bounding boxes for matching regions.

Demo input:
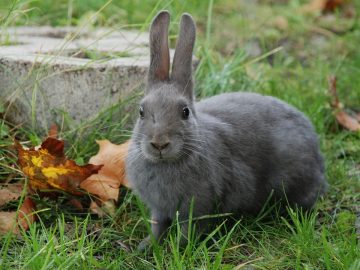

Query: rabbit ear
[148,10,170,84]
[171,13,196,98]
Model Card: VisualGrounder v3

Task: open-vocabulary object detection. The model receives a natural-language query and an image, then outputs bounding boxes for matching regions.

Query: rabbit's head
[132,11,198,162]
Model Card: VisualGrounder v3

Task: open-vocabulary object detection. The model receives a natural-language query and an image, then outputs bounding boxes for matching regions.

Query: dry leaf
[68,198,84,211]
[17,197,37,230]
[335,111,360,132]
[0,197,36,234]
[48,123,58,138]
[323,0,347,11]
[356,113,360,122]
[11,136,130,222]
[80,140,130,203]
[273,16,289,31]
[0,212,18,234]
[302,0,346,13]
[89,200,106,217]
[328,75,360,131]
[0,183,23,207]
[16,137,102,195]
[89,200,116,217]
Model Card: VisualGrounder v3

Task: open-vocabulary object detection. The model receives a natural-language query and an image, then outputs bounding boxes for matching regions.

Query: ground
[0,0,359,269]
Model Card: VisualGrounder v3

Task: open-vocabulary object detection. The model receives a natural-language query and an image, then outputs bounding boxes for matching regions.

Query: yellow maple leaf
[16,137,102,195]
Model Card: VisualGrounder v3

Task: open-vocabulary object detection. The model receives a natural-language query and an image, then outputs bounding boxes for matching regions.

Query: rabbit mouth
[145,150,179,162]
[142,143,183,163]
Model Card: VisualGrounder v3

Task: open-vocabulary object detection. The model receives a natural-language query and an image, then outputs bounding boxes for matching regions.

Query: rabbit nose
[150,141,170,151]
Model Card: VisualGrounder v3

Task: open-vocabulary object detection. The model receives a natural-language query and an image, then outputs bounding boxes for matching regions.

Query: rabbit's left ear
[171,13,196,99]
[148,11,170,84]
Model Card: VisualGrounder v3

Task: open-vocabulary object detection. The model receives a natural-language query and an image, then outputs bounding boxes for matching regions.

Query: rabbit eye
[182,107,190,120]
[139,106,145,119]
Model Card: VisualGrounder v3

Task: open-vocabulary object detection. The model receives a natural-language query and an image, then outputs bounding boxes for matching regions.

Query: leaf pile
[0,133,130,234]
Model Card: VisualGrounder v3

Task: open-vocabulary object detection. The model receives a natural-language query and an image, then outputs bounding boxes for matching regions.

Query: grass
[1,0,360,269]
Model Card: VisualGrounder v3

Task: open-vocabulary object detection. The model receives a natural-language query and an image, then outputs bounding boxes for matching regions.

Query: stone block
[0,27,173,130]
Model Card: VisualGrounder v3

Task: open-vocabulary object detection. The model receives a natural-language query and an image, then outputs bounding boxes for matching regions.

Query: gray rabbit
[125,11,328,248]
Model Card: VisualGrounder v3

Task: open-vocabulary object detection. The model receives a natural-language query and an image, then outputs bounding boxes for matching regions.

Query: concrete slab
[0,26,182,130]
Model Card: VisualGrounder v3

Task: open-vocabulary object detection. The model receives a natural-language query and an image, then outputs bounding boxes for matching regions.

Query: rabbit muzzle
[141,131,185,162]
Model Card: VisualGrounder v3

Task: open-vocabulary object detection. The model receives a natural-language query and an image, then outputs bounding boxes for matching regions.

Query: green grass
[1,0,360,269]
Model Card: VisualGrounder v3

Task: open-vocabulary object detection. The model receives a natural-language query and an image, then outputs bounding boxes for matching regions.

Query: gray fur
[125,11,328,246]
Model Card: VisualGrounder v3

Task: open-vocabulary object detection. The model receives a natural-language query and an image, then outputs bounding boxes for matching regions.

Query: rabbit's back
[196,92,327,211]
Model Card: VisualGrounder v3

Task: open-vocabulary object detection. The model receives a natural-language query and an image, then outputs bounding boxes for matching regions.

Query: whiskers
[115,136,145,176]
[181,127,232,173]
[182,143,230,173]
[124,120,233,178]
[123,147,146,176]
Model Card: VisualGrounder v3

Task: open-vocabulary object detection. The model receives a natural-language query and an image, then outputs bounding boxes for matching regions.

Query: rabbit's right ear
[171,13,196,100]
[148,11,170,85]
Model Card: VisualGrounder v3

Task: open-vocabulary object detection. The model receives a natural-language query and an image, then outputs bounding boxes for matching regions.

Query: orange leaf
[328,76,360,132]
[16,137,102,195]
[80,140,130,203]
[0,197,36,234]
[335,111,360,132]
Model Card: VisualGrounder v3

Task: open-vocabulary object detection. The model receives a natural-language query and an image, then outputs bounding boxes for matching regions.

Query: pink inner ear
[155,38,170,81]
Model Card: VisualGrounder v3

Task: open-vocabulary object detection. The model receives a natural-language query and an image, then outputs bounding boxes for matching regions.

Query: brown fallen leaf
[0,197,36,234]
[89,200,106,217]
[48,123,58,139]
[80,140,130,203]
[302,0,347,13]
[0,212,19,234]
[334,111,360,132]
[328,75,360,132]
[89,200,116,217]
[0,183,23,207]
[16,137,102,195]
[1,135,129,232]
[17,197,36,230]
[273,16,289,31]
[68,198,84,212]
[356,113,360,122]
[323,0,347,11]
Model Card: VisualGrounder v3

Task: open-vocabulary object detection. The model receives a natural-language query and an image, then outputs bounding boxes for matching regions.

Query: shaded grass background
[0,0,359,269]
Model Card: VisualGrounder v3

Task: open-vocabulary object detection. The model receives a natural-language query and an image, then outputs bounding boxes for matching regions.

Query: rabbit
[125,10,328,249]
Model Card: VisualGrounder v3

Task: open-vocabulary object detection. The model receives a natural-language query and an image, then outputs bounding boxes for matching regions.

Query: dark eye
[139,106,144,119]
[182,107,190,120]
